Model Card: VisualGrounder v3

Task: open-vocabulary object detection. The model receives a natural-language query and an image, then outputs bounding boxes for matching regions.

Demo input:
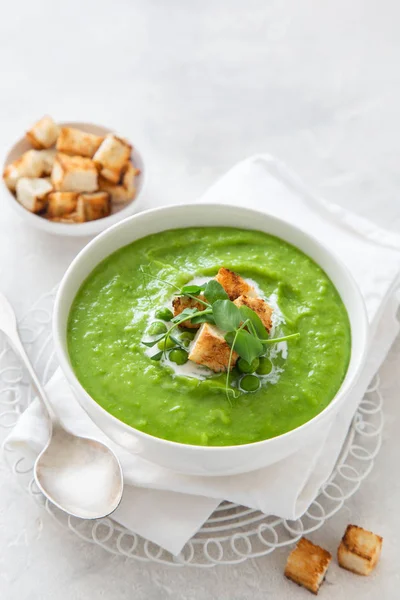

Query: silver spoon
[0,292,124,519]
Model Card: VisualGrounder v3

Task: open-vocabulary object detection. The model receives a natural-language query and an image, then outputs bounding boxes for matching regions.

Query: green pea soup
[67,227,351,446]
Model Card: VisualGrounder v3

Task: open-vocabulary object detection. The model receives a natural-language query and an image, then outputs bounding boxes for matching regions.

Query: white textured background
[1,1,400,598]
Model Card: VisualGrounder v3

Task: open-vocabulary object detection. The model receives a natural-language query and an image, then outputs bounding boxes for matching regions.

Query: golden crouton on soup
[188,323,238,372]
[56,127,104,158]
[215,267,256,300]
[172,295,206,329]
[26,115,60,149]
[233,295,273,332]
[51,153,98,193]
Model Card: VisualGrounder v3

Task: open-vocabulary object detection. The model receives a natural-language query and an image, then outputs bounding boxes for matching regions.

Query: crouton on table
[93,134,131,183]
[188,323,238,372]
[26,116,60,149]
[16,177,52,213]
[46,192,79,218]
[3,150,46,191]
[56,127,104,158]
[76,192,111,222]
[284,537,332,595]
[234,295,273,332]
[215,267,256,300]
[51,153,98,192]
[338,525,383,576]
[172,295,206,329]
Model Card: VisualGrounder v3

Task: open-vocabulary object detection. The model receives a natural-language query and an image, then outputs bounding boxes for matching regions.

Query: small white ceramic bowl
[2,122,145,237]
[53,204,368,476]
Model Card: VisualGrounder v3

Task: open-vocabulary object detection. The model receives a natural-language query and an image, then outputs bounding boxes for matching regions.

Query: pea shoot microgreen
[180,284,206,295]
[212,299,241,331]
[203,280,229,304]
[140,268,300,400]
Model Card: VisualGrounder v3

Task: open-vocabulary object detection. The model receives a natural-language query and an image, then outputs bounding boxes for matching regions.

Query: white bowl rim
[53,202,369,451]
[2,120,145,237]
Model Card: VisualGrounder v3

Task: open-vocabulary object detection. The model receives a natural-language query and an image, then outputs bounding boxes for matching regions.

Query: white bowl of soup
[53,204,368,476]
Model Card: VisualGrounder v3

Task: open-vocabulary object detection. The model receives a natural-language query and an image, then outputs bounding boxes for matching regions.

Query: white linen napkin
[5,155,400,556]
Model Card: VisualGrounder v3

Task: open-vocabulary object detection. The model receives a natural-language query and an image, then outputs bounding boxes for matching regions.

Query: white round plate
[0,289,383,567]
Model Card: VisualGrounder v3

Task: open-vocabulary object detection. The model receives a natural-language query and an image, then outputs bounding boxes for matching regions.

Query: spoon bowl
[0,291,124,519]
[35,425,123,519]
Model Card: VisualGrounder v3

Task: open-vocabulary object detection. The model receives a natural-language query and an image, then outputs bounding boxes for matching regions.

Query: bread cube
[56,127,104,158]
[98,161,139,203]
[98,177,124,203]
[3,150,45,191]
[172,296,206,329]
[76,192,111,222]
[26,116,60,149]
[38,149,57,175]
[16,177,52,213]
[338,525,383,576]
[46,192,79,218]
[48,212,82,224]
[51,153,98,193]
[93,134,131,183]
[284,537,332,595]
[188,323,238,372]
[118,161,139,201]
[215,267,256,301]
[234,295,273,332]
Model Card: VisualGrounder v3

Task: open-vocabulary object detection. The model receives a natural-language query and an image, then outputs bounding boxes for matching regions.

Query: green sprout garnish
[140,268,299,400]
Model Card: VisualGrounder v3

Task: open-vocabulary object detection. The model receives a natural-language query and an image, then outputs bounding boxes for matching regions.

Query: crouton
[338,525,383,576]
[56,127,104,158]
[76,192,111,222]
[234,295,273,332]
[38,149,57,175]
[188,323,238,372]
[98,177,123,202]
[47,211,83,224]
[98,161,139,204]
[115,161,139,203]
[51,153,98,193]
[16,177,52,213]
[215,268,256,301]
[26,116,60,149]
[3,150,45,191]
[172,296,206,329]
[93,134,131,183]
[3,149,56,189]
[46,192,79,218]
[284,537,332,595]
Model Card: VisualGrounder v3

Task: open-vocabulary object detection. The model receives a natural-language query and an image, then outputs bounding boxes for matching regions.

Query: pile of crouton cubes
[3,116,140,223]
[284,525,383,594]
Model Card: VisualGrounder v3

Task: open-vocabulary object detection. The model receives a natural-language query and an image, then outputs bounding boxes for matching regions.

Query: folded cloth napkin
[5,155,400,556]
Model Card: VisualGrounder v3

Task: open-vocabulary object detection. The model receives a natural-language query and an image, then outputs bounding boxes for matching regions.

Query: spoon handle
[7,331,58,425]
